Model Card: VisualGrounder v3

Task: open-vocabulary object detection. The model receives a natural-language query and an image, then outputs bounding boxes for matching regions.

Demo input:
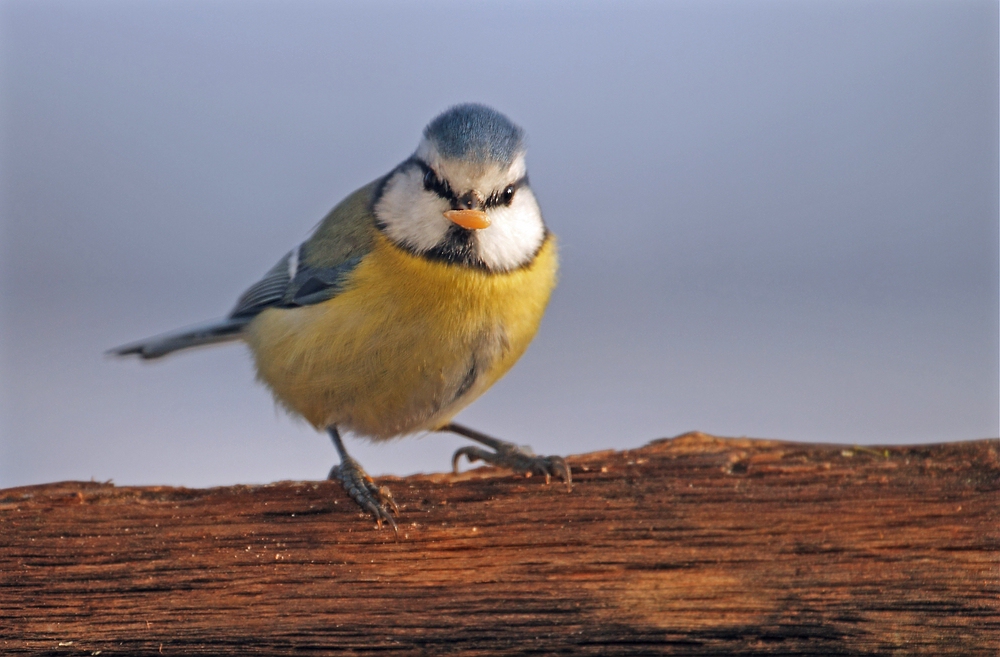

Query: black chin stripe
[422,224,489,270]
[381,225,550,273]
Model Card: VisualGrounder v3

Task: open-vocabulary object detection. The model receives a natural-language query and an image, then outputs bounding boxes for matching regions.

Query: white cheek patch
[478,188,546,271]
[375,168,451,252]
[375,154,546,272]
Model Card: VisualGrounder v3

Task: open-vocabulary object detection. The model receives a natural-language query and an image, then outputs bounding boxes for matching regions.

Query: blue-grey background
[1,0,997,489]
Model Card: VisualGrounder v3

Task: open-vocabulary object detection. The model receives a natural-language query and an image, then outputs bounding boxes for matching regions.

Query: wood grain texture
[1,433,997,656]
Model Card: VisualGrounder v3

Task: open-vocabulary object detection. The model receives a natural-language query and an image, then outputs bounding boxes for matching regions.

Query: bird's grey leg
[442,422,571,486]
[327,426,398,531]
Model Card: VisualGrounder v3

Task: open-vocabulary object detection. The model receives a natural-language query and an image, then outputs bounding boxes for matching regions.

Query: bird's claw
[452,443,572,487]
[329,457,399,532]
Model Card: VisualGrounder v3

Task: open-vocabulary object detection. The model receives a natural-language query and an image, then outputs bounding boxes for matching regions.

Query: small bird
[111,104,569,529]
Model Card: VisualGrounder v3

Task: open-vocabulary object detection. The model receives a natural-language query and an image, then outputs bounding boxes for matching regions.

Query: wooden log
[1,432,997,655]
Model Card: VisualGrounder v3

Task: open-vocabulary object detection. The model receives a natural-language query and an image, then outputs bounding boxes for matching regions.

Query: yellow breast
[244,233,557,439]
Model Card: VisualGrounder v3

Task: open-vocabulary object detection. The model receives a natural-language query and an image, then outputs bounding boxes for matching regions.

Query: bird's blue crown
[423,104,525,166]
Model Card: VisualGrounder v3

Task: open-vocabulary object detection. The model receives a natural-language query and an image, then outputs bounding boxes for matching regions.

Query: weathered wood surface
[1,433,997,656]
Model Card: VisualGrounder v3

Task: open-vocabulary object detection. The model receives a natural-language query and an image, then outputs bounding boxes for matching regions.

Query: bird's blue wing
[228,180,381,320]
[228,248,365,319]
[228,249,296,318]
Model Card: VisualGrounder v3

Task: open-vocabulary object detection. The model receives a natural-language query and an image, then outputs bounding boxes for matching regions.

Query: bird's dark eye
[502,184,515,205]
[423,168,436,191]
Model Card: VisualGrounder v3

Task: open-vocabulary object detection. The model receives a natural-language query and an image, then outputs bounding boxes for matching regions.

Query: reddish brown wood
[1,433,997,655]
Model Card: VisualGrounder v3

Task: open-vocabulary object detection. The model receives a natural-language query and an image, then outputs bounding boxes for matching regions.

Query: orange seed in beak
[443,209,491,230]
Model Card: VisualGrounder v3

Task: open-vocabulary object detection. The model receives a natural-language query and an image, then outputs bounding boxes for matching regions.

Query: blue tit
[112,104,569,530]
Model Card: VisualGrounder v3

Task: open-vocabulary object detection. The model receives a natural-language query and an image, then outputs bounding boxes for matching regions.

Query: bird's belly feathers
[244,234,557,439]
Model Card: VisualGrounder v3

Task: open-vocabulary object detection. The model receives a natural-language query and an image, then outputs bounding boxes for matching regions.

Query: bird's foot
[446,423,571,487]
[328,456,399,532]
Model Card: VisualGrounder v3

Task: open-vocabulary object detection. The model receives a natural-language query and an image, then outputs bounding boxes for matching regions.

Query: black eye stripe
[414,159,455,203]
[413,158,526,209]
[484,177,527,208]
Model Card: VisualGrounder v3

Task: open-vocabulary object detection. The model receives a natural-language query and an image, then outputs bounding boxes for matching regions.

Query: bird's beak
[443,209,491,230]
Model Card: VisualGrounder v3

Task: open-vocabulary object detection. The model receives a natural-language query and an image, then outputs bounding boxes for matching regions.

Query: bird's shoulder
[301,178,382,268]
[229,178,383,319]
